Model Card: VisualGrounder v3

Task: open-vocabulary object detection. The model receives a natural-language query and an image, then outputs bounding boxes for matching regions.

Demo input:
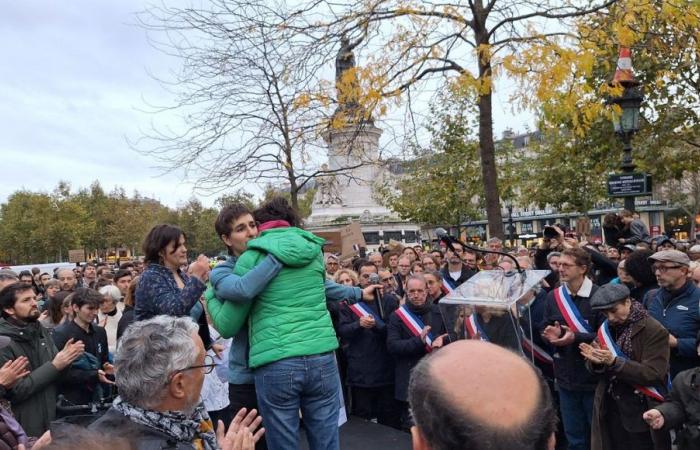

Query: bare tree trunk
[475,8,504,239]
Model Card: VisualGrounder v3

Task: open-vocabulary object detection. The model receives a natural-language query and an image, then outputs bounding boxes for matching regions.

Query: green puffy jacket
[206,226,337,369]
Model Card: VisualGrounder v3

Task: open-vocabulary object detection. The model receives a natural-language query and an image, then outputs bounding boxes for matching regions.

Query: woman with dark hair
[624,250,659,306]
[39,290,72,332]
[134,224,211,344]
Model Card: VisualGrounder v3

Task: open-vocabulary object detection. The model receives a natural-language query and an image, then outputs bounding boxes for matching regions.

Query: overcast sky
[0,1,533,209]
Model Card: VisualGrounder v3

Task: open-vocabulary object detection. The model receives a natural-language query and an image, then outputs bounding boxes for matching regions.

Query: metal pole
[621,131,636,212]
[508,205,514,248]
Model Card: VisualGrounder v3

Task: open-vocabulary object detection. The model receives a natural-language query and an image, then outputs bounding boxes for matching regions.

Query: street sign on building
[607,173,652,197]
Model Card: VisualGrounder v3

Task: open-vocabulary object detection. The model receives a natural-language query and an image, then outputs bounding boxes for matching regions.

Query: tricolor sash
[464,314,488,341]
[441,277,454,293]
[348,302,384,326]
[597,321,665,402]
[553,285,592,333]
[395,305,433,352]
[520,326,554,365]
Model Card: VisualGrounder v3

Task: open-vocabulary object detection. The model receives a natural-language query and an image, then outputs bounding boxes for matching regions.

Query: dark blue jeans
[254,352,340,450]
[558,387,594,450]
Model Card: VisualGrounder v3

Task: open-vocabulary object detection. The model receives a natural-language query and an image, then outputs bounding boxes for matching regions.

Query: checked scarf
[112,397,218,450]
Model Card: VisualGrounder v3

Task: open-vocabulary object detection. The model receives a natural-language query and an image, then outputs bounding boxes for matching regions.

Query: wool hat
[590,283,631,310]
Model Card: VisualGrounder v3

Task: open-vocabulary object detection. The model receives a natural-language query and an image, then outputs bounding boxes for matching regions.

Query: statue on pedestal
[315,164,343,207]
[334,35,367,123]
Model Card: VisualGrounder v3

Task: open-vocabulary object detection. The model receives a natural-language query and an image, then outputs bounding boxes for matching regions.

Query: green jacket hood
[247,227,324,267]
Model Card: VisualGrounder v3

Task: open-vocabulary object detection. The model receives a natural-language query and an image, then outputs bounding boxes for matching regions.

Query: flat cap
[648,249,690,266]
[590,283,631,310]
[622,244,636,252]
[689,245,700,253]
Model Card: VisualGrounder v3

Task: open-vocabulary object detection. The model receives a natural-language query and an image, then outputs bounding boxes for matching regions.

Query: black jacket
[52,321,109,406]
[117,306,135,340]
[439,265,475,290]
[542,280,604,391]
[89,408,197,450]
[519,290,555,380]
[656,367,700,450]
[387,302,445,402]
[534,248,559,291]
[0,318,62,437]
[584,247,618,286]
[338,295,398,388]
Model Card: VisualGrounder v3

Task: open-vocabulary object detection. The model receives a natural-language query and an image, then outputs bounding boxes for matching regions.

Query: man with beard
[57,268,77,292]
[81,263,98,289]
[0,282,85,436]
[439,242,475,291]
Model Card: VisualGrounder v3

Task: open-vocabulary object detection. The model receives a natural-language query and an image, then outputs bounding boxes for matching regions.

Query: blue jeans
[254,352,340,450]
[558,387,594,450]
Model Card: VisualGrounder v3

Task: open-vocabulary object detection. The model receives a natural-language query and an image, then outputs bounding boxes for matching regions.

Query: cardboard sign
[68,249,86,263]
[315,231,343,254]
[314,222,367,258]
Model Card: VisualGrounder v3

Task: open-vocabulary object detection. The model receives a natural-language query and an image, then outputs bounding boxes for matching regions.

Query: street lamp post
[608,48,644,212]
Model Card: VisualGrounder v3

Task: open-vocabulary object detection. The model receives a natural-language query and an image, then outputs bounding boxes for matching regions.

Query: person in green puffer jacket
[207,197,342,450]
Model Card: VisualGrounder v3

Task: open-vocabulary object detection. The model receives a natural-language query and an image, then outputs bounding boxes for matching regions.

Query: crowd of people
[0,205,698,449]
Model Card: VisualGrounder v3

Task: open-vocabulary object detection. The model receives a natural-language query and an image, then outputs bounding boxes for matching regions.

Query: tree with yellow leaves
[280,0,619,237]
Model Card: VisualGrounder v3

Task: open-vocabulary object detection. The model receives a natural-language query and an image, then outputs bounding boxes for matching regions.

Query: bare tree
[135,1,380,211]
[277,0,617,237]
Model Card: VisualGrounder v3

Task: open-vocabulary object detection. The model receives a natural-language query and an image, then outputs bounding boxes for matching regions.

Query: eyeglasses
[652,264,684,273]
[175,355,217,376]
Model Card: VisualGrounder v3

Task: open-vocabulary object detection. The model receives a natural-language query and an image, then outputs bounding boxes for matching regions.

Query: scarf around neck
[611,301,648,357]
[112,397,218,450]
[407,299,433,316]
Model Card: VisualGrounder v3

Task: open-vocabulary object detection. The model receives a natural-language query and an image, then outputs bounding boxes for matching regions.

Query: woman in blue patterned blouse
[134,224,211,337]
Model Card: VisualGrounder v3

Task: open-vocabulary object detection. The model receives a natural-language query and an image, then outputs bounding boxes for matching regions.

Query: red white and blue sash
[597,321,665,402]
[520,326,554,365]
[441,276,455,293]
[464,314,488,341]
[395,305,433,352]
[553,285,592,333]
[348,302,384,326]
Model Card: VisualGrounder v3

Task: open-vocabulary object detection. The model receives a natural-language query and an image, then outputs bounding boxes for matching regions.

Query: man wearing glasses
[90,315,264,449]
[645,250,700,378]
[541,247,603,450]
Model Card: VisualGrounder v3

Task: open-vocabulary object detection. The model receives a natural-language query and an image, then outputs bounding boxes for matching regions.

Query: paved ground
[300,416,412,449]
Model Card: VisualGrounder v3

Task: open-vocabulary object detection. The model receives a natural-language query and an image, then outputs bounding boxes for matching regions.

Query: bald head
[409,341,556,450]
[433,341,539,427]
[57,268,76,291]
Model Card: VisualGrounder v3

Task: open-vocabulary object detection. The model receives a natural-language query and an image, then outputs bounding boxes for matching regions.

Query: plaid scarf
[611,300,648,358]
[112,397,218,450]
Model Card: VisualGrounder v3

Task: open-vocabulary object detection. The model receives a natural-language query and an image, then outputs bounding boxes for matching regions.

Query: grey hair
[406,274,427,287]
[546,252,561,263]
[115,315,199,409]
[0,270,18,282]
[98,285,121,302]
